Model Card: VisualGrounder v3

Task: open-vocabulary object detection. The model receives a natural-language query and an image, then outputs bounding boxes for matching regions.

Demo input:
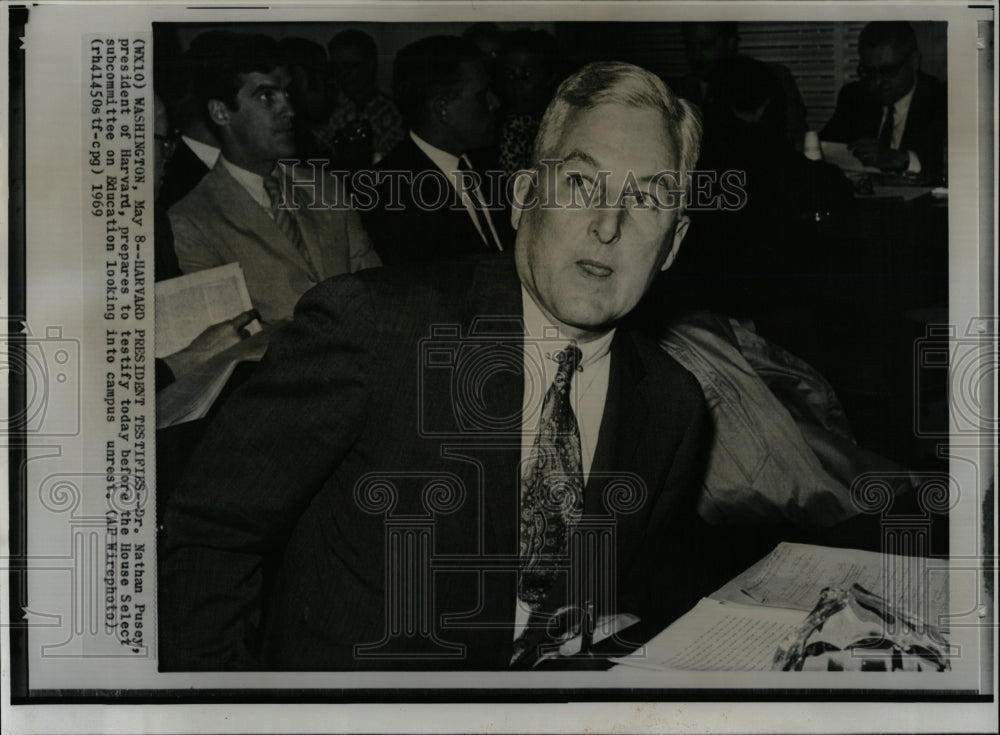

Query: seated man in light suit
[169,33,381,324]
[160,61,713,671]
[821,21,947,181]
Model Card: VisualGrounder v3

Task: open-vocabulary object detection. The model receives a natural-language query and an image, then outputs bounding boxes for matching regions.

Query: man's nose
[278,91,295,118]
[590,204,623,245]
[487,89,501,112]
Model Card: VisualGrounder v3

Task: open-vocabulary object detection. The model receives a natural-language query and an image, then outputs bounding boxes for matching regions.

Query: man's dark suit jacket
[821,71,947,181]
[358,135,515,265]
[159,254,710,671]
[159,140,211,212]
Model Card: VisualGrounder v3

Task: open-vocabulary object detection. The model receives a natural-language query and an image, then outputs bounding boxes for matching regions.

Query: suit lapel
[900,73,931,153]
[209,162,319,280]
[403,138,499,253]
[583,330,662,601]
[862,95,883,138]
[585,330,648,516]
[465,255,524,558]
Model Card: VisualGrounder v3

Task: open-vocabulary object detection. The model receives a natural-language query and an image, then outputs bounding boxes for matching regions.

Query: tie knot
[262,175,283,209]
[554,344,582,383]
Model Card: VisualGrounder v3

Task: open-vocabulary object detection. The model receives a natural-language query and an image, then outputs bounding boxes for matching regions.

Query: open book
[613,542,949,672]
[155,263,275,428]
[154,262,254,358]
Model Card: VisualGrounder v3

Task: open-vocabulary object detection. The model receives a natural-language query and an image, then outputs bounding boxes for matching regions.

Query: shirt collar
[219,156,276,212]
[893,80,917,117]
[410,130,461,177]
[520,284,615,370]
[181,135,221,171]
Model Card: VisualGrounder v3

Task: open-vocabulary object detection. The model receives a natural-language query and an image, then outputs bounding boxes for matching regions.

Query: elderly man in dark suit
[821,21,947,181]
[358,35,514,265]
[159,60,711,671]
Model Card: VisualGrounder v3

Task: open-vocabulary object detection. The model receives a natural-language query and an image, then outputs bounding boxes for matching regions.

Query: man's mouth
[576,259,614,278]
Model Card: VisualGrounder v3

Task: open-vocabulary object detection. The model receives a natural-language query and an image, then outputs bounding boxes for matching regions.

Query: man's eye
[567,172,591,189]
[623,188,651,208]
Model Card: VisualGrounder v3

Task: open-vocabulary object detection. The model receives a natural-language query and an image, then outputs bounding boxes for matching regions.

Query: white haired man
[161,61,713,671]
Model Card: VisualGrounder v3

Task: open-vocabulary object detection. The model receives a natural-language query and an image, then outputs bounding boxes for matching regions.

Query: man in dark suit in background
[672,22,808,151]
[157,31,228,211]
[160,60,714,671]
[359,35,513,265]
[821,21,947,182]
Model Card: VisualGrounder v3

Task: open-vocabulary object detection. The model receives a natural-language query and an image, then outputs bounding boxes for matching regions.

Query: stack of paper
[612,542,948,672]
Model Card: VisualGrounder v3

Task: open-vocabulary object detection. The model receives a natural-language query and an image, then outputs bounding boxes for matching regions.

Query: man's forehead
[238,67,292,91]
[331,46,370,69]
[556,104,679,171]
[456,59,489,88]
[861,42,909,63]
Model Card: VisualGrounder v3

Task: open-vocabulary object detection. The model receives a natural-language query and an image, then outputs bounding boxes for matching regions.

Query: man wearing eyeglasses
[821,21,947,182]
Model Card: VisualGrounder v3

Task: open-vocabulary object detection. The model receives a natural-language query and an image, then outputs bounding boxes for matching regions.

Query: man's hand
[849,138,910,173]
[163,309,261,379]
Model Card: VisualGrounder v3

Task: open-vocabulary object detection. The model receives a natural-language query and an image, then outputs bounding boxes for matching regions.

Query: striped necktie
[263,174,319,282]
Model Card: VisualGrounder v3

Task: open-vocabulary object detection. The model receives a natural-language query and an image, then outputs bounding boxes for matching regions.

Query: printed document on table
[711,542,949,626]
[612,599,804,672]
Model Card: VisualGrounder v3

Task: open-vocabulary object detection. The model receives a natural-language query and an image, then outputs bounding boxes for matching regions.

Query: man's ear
[207,99,231,127]
[432,95,450,124]
[509,169,535,230]
[660,214,690,272]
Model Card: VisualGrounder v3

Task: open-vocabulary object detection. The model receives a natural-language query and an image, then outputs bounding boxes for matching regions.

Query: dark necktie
[263,174,319,281]
[510,343,584,667]
[878,104,895,148]
[457,156,501,251]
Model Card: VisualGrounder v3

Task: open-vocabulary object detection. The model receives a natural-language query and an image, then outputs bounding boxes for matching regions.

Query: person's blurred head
[499,29,559,117]
[511,62,702,342]
[198,33,296,174]
[327,29,378,104]
[463,22,505,72]
[278,37,336,122]
[161,30,233,144]
[711,55,782,125]
[681,22,738,79]
[857,21,920,106]
[393,35,500,154]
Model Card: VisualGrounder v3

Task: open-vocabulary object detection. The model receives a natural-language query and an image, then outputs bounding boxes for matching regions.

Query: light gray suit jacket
[168,159,381,323]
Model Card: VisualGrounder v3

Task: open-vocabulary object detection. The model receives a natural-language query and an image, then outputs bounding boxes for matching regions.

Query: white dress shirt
[409,131,503,250]
[219,157,294,221]
[513,286,615,635]
[880,82,922,174]
[181,135,220,171]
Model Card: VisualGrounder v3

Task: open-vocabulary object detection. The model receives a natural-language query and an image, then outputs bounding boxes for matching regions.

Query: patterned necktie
[511,343,584,666]
[457,156,501,251]
[878,104,895,148]
[263,174,319,281]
